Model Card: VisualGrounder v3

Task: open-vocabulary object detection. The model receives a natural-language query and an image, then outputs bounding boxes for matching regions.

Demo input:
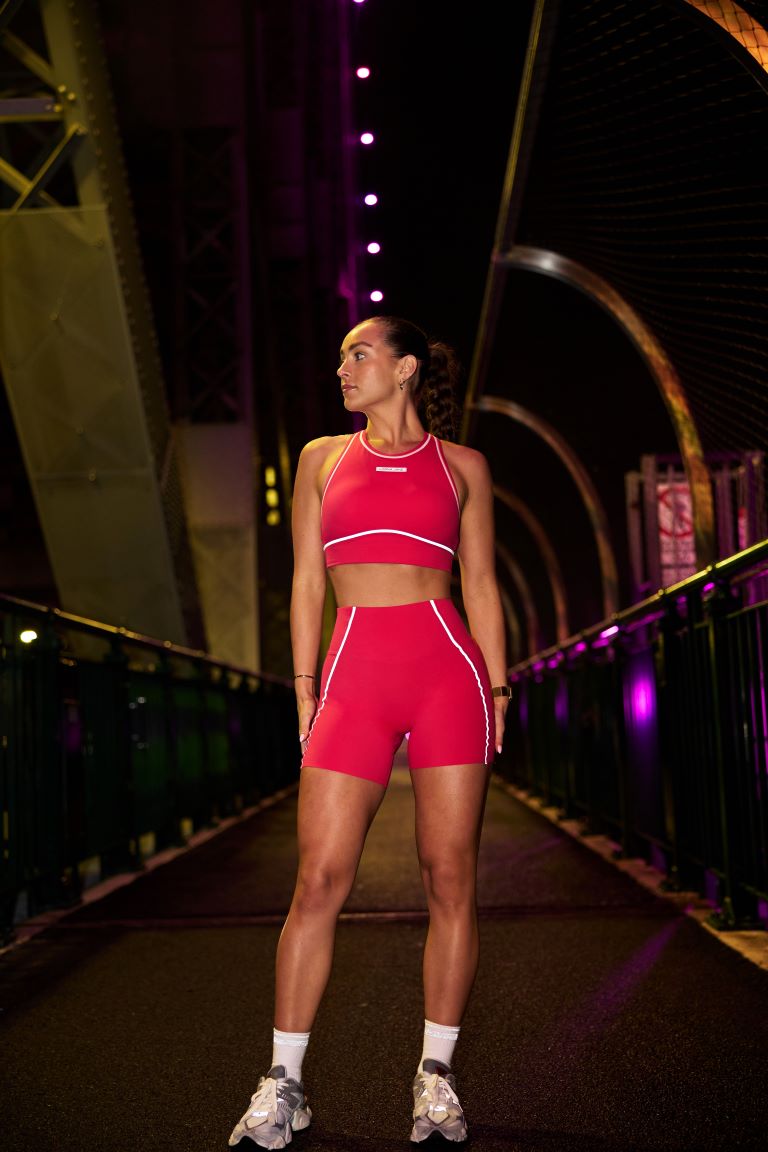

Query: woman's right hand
[297,692,318,753]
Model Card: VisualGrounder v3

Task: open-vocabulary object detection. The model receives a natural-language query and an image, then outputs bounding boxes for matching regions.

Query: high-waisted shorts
[302,598,493,786]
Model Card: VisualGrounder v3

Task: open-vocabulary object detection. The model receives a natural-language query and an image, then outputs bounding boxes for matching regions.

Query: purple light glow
[370,290,383,302]
[600,625,620,640]
[573,922,679,1030]
[360,132,374,145]
[573,641,588,654]
[364,193,378,206]
[623,646,659,813]
[630,678,653,723]
[356,67,371,78]
[367,241,381,254]
[555,678,569,728]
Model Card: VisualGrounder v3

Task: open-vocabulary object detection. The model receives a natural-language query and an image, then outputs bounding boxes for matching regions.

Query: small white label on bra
[376,466,407,472]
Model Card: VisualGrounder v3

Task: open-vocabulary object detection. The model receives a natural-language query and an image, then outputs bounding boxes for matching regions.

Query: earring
[399,379,404,390]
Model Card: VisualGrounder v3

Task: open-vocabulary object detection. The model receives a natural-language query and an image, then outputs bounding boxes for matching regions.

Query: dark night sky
[345,2,674,626]
[348,1,536,370]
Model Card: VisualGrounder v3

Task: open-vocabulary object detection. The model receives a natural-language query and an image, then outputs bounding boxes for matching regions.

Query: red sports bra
[321,430,461,572]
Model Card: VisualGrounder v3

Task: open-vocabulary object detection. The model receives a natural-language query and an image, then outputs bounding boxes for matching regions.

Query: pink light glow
[631,679,653,722]
[364,193,378,206]
[370,290,383,302]
[623,650,658,733]
[356,67,371,79]
[367,241,381,254]
[360,132,374,145]
[600,625,619,640]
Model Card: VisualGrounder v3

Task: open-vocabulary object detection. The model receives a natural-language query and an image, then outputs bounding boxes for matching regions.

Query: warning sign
[657,482,697,586]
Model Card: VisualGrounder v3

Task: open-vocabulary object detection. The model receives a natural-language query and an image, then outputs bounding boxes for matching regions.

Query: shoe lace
[419,1071,461,1113]
[248,1075,278,1122]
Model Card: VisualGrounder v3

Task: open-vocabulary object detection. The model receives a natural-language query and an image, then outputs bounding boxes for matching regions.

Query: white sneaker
[229,1065,311,1149]
[410,1058,468,1143]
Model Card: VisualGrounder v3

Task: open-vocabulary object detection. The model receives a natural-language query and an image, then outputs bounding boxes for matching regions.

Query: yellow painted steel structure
[0,0,204,645]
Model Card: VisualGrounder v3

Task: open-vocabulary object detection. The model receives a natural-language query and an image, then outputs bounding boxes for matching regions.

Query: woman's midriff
[328,563,452,607]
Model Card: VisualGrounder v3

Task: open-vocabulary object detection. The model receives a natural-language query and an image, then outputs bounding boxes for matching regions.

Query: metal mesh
[685,1,768,69]
[518,0,768,460]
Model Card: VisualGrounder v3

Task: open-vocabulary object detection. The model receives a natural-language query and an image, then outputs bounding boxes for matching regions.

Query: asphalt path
[2,768,768,1151]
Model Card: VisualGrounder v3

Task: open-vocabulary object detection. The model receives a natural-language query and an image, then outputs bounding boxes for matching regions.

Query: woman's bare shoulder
[296,433,355,487]
[299,433,353,463]
[441,440,491,482]
[300,432,352,455]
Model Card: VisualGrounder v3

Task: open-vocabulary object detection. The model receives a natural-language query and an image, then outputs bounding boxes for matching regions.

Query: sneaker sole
[230,1105,311,1149]
[410,1116,468,1143]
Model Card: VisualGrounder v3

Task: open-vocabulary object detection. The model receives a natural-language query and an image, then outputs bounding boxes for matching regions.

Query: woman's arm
[290,438,331,744]
[451,445,509,754]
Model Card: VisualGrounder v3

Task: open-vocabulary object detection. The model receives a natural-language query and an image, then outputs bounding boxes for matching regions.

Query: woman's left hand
[494,695,509,756]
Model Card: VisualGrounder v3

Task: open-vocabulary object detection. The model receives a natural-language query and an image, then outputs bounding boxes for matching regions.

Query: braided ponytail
[371,315,463,442]
[418,340,462,442]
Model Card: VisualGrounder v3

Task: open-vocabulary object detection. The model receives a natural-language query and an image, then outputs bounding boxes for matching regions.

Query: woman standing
[229,315,509,1148]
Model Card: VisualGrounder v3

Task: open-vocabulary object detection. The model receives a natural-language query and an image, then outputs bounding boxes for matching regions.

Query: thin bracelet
[294,674,316,680]
[491,685,512,698]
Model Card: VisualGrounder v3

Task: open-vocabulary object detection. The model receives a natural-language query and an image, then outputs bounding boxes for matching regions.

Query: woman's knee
[419,853,476,908]
[292,862,354,916]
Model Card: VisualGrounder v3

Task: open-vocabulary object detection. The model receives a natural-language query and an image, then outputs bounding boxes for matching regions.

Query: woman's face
[337,320,401,411]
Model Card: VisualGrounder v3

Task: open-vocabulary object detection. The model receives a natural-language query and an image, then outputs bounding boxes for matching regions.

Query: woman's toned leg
[411,762,490,1025]
[274,766,386,1032]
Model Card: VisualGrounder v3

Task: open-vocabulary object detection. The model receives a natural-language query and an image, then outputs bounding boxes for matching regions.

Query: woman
[229,315,509,1148]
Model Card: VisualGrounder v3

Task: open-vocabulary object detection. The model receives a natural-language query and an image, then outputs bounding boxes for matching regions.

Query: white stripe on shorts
[304,606,357,756]
[428,599,490,764]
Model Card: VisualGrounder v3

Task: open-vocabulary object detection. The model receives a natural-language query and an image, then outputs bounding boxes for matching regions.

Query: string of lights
[350,0,384,310]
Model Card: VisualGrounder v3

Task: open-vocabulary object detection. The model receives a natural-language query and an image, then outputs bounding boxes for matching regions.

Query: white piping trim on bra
[434,438,462,515]
[429,599,491,764]
[303,606,357,758]
[323,529,455,555]
[360,430,432,459]
[320,434,357,512]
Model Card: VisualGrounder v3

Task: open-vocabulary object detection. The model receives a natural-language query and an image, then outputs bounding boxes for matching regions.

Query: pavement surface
[2,768,768,1152]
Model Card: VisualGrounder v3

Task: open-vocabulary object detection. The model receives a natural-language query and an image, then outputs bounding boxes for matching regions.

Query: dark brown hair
[371,315,463,441]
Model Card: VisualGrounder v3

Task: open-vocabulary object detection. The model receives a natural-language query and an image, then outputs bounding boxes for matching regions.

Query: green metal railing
[498,539,768,930]
[0,594,299,944]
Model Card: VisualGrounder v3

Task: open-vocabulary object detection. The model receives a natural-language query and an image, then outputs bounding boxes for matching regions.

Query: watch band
[491,685,512,698]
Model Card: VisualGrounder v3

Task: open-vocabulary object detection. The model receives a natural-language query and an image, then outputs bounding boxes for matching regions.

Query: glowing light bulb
[20,630,38,644]
[364,193,378,206]
[370,290,383,302]
[360,132,374,145]
[367,242,381,254]
[356,67,371,79]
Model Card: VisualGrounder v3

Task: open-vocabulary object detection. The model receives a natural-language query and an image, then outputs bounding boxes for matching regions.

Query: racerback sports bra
[321,430,461,572]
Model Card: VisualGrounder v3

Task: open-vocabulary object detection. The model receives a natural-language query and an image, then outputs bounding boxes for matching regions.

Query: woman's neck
[364,410,426,452]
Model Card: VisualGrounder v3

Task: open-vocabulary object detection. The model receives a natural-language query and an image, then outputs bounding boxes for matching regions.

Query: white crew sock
[418,1018,461,1072]
[272,1028,311,1083]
